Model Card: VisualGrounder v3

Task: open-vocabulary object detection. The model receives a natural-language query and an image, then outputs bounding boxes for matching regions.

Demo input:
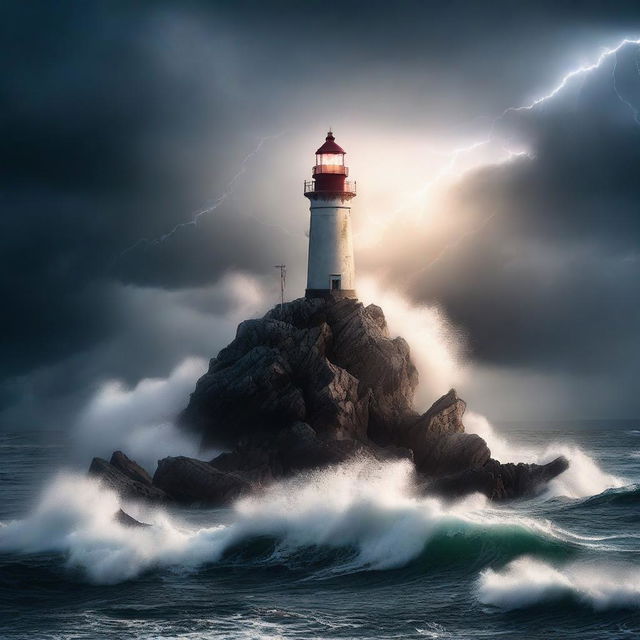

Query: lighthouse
[304,131,357,299]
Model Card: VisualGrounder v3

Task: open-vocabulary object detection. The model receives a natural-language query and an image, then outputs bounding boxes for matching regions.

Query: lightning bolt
[383,37,640,278]
[612,51,640,124]
[478,36,640,160]
[116,132,285,261]
[500,37,640,118]
[383,36,640,229]
[445,37,640,176]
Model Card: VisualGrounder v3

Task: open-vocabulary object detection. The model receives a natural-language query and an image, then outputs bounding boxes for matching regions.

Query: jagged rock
[263,296,327,329]
[114,508,150,528]
[363,303,388,334]
[209,422,412,481]
[129,296,568,504]
[153,456,252,505]
[181,297,418,447]
[210,447,282,485]
[389,389,489,476]
[415,388,467,436]
[415,432,491,477]
[276,421,318,449]
[176,297,569,501]
[428,455,570,501]
[276,421,370,473]
[89,457,168,502]
[182,342,306,447]
[110,450,153,486]
[323,299,418,439]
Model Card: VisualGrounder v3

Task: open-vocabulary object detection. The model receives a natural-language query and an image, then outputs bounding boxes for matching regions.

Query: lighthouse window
[316,153,344,167]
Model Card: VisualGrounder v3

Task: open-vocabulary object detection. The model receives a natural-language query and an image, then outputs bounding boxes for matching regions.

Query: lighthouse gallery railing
[304,180,356,195]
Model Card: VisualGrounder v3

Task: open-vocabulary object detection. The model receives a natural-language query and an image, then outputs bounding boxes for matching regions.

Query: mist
[72,358,213,471]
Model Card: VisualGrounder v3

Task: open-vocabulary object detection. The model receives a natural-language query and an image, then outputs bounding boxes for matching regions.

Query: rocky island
[89,296,568,506]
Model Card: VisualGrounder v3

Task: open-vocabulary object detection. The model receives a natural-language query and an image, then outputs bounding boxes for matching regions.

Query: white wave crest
[478,556,640,610]
[0,473,233,584]
[0,460,577,584]
[232,459,488,572]
[464,412,625,499]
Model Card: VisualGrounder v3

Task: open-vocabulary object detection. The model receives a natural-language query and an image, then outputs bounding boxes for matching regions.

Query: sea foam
[477,556,640,610]
[0,460,580,584]
[0,473,232,584]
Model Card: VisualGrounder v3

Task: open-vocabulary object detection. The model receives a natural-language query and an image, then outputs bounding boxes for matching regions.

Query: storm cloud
[3,0,640,427]
[365,48,640,372]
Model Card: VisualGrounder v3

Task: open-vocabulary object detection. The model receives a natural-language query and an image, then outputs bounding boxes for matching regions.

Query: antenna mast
[274,264,286,312]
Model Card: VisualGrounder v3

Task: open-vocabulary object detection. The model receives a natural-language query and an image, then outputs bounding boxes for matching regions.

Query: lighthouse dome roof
[315,131,345,155]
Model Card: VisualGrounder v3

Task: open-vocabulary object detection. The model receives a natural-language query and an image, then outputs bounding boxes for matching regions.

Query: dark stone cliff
[90,296,568,505]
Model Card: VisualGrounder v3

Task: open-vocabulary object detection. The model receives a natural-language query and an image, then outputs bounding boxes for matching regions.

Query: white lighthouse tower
[304,131,357,299]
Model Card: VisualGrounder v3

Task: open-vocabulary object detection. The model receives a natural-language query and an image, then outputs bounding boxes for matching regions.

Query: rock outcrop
[110,450,154,486]
[114,508,150,528]
[88,297,568,504]
[89,451,252,506]
[153,456,252,505]
[89,454,168,502]
[173,296,568,502]
[179,298,409,446]
[429,455,570,501]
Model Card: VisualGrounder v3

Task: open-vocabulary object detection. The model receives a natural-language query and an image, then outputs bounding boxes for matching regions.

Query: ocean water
[1,421,639,639]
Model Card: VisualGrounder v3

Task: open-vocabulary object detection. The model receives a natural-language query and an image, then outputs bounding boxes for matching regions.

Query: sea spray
[357,280,623,501]
[464,412,625,499]
[477,556,640,611]
[72,358,217,470]
[0,460,587,584]
[357,277,467,406]
[0,472,232,583]
[230,460,576,574]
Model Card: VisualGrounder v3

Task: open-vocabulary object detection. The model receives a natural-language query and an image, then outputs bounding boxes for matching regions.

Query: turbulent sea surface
[1,421,639,639]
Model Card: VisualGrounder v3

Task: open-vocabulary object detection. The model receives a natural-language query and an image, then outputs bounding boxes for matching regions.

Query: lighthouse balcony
[304,179,356,197]
[312,164,349,177]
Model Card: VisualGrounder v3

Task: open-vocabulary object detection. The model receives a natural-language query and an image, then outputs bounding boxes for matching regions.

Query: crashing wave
[0,460,595,584]
[464,412,626,499]
[477,556,640,611]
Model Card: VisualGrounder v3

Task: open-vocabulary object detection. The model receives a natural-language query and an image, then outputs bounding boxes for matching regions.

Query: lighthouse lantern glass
[316,152,344,167]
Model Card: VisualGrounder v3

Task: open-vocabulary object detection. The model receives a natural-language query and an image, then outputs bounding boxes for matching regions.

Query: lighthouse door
[330,275,341,291]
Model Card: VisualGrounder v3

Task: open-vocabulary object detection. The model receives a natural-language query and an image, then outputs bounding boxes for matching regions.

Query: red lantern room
[304,131,356,199]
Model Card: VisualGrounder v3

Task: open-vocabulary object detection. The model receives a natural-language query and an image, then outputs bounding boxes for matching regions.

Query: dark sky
[3,0,640,428]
